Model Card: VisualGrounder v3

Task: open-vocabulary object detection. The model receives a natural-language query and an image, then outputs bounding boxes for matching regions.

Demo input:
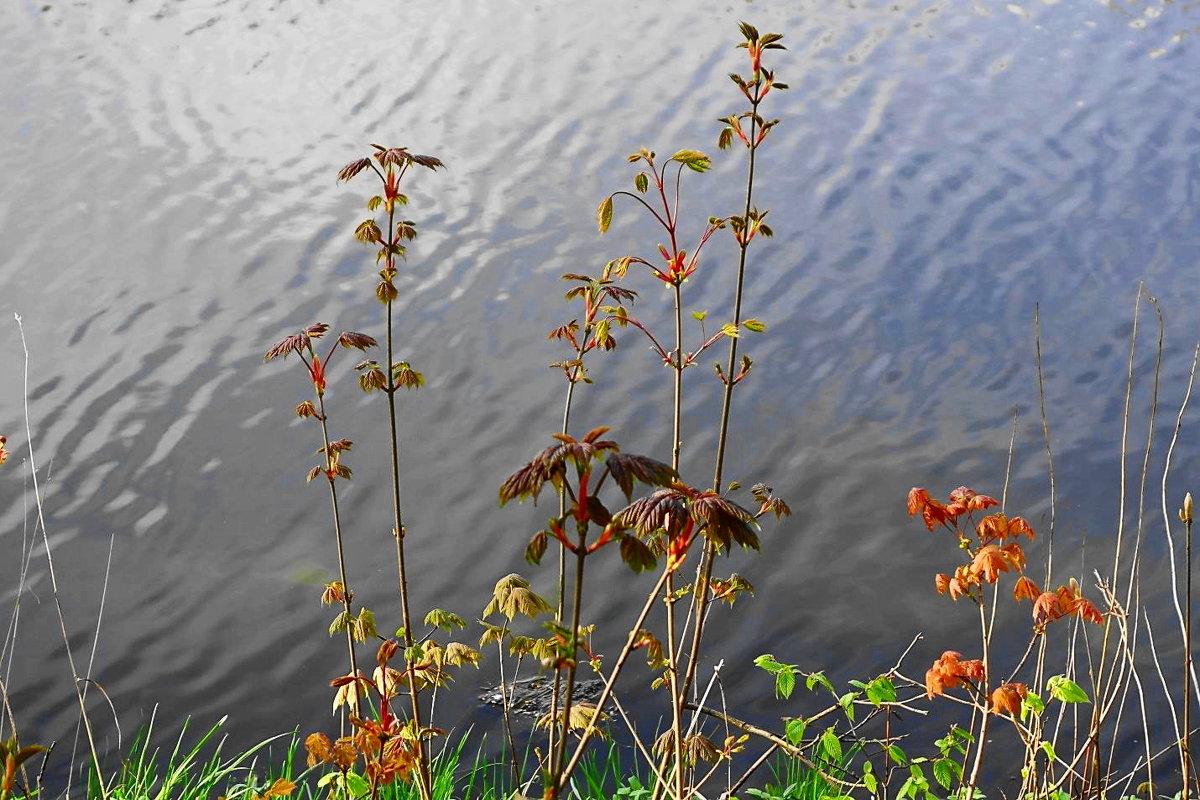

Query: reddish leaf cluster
[0,435,7,466]
[924,650,985,699]
[907,486,1000,532]
[990,682,1029,716]
[1017,577,1104,629]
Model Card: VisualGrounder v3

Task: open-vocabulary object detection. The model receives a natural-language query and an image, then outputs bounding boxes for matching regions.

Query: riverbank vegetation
[4,22,1200,800]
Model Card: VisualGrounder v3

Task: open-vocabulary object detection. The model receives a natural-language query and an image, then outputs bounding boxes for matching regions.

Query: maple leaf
[1007,516,1035,539]
[1032,592,1062,625]
[1076,597,1104,625]
[971,544,1012,583]
[967,493,999,512]
[1013,576,1041,603]
[907,487,932,517]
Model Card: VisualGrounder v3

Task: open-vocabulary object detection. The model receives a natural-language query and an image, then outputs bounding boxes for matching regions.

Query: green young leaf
[862,766,878,794]
[344,771,370,797]
[784,718,806,745]
[1023,691,1045,719]
[837,691,858,721]
[805,671,834,693]
[634,172,649,193]
[597,195,614,234]
[741,318,766,333]
[887,744,908,765]
[1039,740,1057,761]
[865,676,897,705]
[1047,675,1090,704]
[352,608,377,642]
[328,610,350,636]
[819,728,843,762]
[752,653,786,674]
[424,608,468,632]
[692,310,708,321]
[670,149,712,173]
[776,669,796,700]
[932,758,961,790]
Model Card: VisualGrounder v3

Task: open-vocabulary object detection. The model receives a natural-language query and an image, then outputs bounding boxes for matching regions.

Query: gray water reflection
[3,0,1200,789]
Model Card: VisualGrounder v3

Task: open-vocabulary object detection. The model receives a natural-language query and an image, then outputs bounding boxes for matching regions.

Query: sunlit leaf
[784,718,806,745]
[424,608,467,632]
[1047,675,1089,704]
[741,318,766,333]
[597,195,614,234]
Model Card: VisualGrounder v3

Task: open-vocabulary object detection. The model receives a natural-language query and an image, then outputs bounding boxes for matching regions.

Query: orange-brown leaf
[967,493,999,512]
[1013,576,1041,603]
[907,487,932,517]
[971,544,1012,583]
[1008,516,1035,539]
[990,683,1026,716]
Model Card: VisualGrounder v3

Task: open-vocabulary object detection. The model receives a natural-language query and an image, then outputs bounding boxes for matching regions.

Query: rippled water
[4,0,1200,789]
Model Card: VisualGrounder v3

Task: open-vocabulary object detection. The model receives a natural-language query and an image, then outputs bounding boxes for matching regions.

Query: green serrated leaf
[866,676,897,705]
[784,718,806,745]
[753,654,785,674]
[863,770,878,794]
[819,728,843,762]
[933,758,960,790]
[328,610,350,636]
[424,608,468,632]
[776,670,795,700]
[1047,675,1090,704]
[838,691,857,721]
[345,771,370,796]
[805,671,834,693]
[671,149,712,171]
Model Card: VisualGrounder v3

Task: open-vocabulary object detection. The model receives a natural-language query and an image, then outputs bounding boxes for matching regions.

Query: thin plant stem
[14,314,106,800]
[558,567,673,795]
[683,65,764,708]
[314,390,360,684]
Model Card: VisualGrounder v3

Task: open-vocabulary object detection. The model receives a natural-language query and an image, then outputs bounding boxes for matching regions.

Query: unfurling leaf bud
[1181,492,1194,525]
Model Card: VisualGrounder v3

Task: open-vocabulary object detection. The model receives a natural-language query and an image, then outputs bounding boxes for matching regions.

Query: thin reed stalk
[14,313,106,800]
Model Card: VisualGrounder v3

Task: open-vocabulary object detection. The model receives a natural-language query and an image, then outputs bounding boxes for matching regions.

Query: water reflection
[2,0,1200,789]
